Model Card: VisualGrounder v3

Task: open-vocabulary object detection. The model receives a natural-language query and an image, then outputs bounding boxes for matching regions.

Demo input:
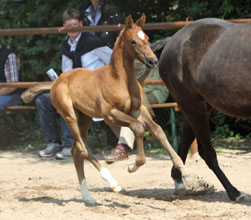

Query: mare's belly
[207,96,251,118]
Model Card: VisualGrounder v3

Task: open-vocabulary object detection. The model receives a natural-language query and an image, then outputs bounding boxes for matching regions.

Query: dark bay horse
[51,14,188,205]
[159,18,251,202]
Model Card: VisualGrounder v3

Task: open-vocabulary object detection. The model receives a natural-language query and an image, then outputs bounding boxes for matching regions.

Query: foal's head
[123,14,158,68]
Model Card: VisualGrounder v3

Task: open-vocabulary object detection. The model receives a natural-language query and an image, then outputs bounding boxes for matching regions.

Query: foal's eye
[130,40,137,46]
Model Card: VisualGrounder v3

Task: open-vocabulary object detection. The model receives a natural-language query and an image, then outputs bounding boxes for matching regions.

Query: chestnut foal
[50,14,187,205]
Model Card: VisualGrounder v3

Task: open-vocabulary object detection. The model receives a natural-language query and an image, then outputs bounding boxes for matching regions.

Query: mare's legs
[175,99,243,201]
[171,122,196,192]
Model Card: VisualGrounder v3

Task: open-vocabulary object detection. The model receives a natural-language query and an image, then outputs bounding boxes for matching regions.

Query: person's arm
[0,52,20,96]
[144,68,169,104]
[0,87,17,96]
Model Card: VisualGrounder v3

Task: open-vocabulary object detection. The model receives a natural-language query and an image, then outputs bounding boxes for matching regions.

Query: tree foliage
[0,0,84,80]
[1,0,251,138]
[1,0,251,81]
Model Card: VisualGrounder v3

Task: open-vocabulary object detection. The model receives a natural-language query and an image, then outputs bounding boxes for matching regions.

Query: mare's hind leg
[176,99,245,201]
[171,122,196,194]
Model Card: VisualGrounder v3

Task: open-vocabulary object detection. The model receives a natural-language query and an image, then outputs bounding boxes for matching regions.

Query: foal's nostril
[146,57,158,68]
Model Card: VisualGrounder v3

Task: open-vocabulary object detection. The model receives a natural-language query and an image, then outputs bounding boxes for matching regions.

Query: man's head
[62,9,83,42]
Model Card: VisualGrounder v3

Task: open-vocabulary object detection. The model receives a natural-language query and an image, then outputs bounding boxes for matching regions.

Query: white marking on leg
[175,180,186,190]
[81,179,97,205]
[100,167,121,192]
[236,192,249,202]
[137,31,145,40]
[174,180,187,196]
[128,162,138,173]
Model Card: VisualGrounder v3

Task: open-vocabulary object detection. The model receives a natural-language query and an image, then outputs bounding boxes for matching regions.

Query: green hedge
[1,0,251,81]
[1,0,251,138]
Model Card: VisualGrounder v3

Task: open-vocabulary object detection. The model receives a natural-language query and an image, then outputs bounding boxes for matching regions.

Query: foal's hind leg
[77,112,121,193]
[53,100,120,205]
[70,112,97,205]
[55,103,99,204]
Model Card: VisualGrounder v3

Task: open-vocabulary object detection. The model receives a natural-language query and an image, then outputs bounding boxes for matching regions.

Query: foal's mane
[109,27,126,67]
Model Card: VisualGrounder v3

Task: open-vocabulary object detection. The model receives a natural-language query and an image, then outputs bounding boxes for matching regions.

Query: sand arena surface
[0,148,250,220]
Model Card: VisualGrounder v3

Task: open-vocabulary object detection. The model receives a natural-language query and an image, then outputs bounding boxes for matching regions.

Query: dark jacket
[0,45,11,82]
[62,32,105,68]
[80,0,123,49]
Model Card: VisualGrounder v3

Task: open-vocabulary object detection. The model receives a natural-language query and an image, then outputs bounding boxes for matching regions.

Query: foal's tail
[21,82,53,103]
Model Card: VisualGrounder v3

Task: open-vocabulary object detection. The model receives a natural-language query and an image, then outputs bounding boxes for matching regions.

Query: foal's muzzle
[146,56,158,68]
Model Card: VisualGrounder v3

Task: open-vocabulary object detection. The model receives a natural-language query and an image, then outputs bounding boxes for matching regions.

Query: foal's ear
[135,13,146,27]
[125,15,134,28]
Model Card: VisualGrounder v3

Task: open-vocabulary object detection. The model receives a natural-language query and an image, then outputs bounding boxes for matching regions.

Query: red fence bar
[1,18,251,36]
[0,80,164,88]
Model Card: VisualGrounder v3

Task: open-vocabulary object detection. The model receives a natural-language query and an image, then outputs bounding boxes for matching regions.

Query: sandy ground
[0,148,251,220]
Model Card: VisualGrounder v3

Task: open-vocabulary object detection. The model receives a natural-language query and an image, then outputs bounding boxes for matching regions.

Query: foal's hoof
[128,163,139,173]
[236,192,251,203]
[82,197,100,206]
[112,184,122,192]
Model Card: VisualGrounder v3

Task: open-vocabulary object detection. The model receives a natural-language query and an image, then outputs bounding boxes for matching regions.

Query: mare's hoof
[236,192,251,203]
[112,184,122,192]
[183,175,215,195]
[174,188,187,196]
[174,180,187,196]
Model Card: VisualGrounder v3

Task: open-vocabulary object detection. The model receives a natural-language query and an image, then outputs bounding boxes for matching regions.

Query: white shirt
[62,34,113,72]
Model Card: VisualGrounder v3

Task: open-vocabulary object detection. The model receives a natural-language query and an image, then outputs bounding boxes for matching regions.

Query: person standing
[81,0,123,50]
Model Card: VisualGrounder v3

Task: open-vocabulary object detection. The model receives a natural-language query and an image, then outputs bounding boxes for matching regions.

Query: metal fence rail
[1,18,251,36]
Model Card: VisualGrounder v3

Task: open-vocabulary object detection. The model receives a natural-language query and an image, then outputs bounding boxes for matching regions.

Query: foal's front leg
[139,106,189,177]
[106,108,146,172]
[76,113,121,199]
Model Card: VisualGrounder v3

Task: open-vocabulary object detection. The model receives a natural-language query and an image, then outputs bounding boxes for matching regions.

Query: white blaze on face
[137,31,145,40]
